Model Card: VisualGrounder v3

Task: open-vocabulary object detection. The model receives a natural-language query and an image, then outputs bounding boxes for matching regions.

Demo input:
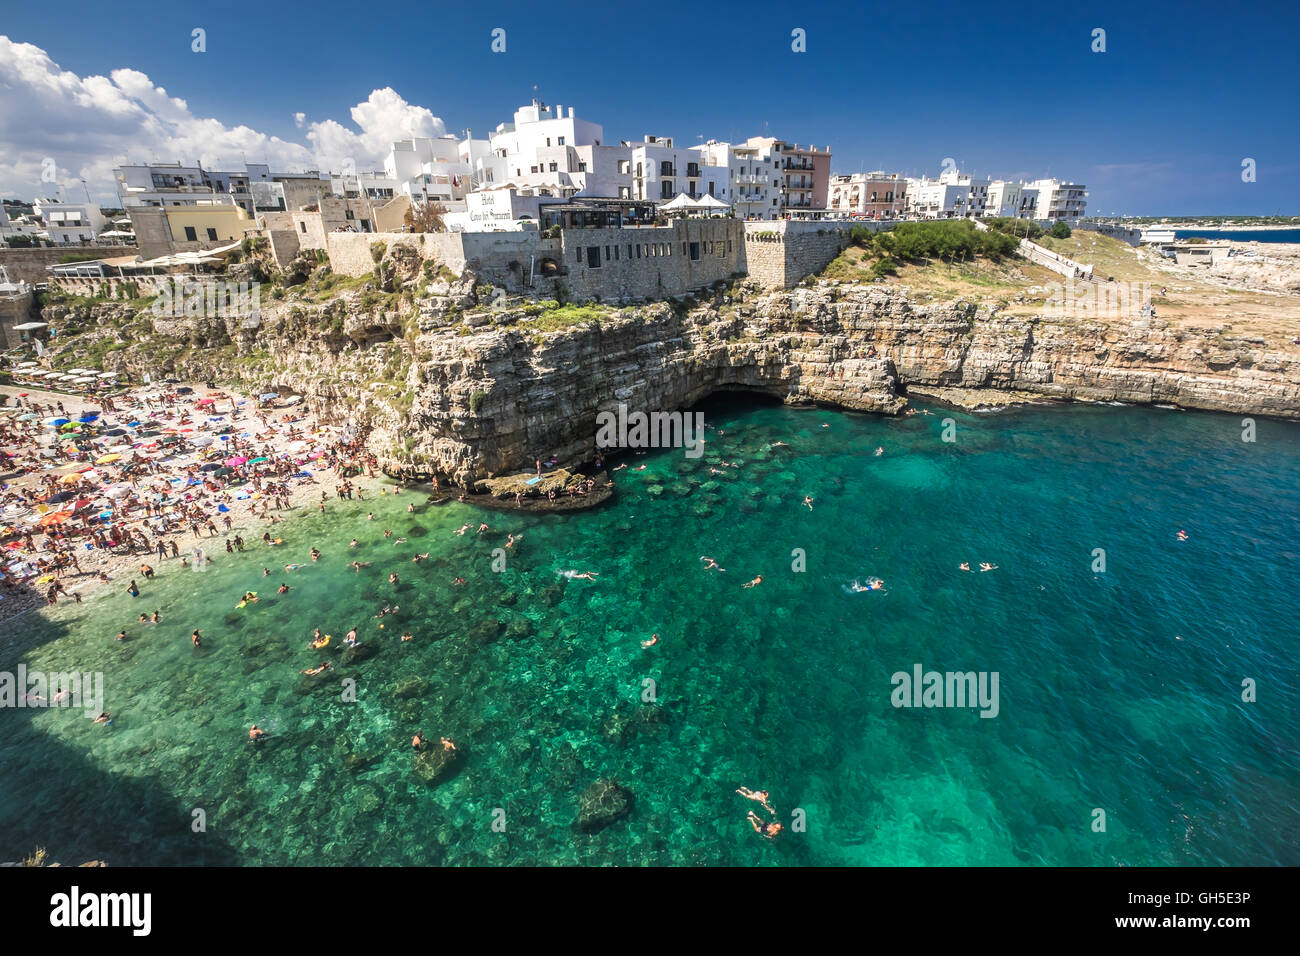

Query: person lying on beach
[742,575,763,589]
[736,787,775,815]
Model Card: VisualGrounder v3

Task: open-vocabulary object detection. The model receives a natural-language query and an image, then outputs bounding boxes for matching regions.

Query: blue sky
[2,0,1298,214]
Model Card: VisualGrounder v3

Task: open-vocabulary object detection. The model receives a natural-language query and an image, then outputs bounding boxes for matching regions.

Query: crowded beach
[0,376,383,623]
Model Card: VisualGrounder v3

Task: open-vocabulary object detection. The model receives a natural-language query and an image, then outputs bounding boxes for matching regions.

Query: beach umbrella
[196,398,215,407]
[58,473,83,485]
[249,457,268,464]
[190,436,214,447]
[45,417,69,426]
[104,428,127,436]
[18,414,39,421]
[214,467,234,477]
[95,453,122,465]
[105,486,130,499]
[78,414,99,423]
[199,463,221,471]
[224,456,247,467]
[38,510,73,527]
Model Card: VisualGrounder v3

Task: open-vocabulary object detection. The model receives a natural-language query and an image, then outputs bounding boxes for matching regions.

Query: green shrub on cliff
[469,390,486,414]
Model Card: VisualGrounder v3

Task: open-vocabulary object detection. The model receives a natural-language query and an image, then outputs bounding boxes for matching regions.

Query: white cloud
[0,36,447,205]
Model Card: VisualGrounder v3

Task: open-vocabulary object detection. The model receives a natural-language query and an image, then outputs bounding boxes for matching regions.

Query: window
[626,244,632,259]
[618,160,630,175]
[660,160,673,177]
[636,244,642,258]
[689,241,700,261]
[184,226,197,241]
[530,166,539,174]
[549,163,558,172]
[604,245,610,261]
[558,136,565,146]
[615,246,620,260]
[636,162,642,177]
[727,240,732,252]
[577,162,587,172]
[575,246,583,263]
[587,246,601,268]
[546,138,551,147]
[299,222,307,233]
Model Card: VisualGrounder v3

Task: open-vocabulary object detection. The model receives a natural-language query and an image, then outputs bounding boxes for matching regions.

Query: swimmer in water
[476,523,489,534]
[979,563,998,572]
[747,811,784,839]
[412,733,426,751]
[93,711,112,724]
[564,570,599,580]
[262,567,272,577]
[700,556,725,572]
[388,572,400,585]
[874,446,883,456]
[452,577,466,586]
[344,628,358,646]
[742,575,763,589]
[454,523,471,536]
[958,562,971,572]
[300,663,332,677]
[151,610,160,624]
[116,630,127,642]
[310,548,321,562]
[285,563,303,572]
[412,553,430,563]
[394,537,407,545]
[383,530,393,538]
[277,583,291,594]
[505,533,520,549]
[440,737,457,752]
[349,538,359,548]
[802,495,814,510]
[249,725,268,741]
[401,632,414,642]
[349,561,370,571]
[192,630,202,647]
[641,633,660,648]
[367,513,375,521]
[736,786,776,815]
[1176,529,1188,541]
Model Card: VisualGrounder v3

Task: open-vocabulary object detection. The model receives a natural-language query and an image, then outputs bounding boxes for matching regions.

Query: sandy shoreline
[0,381,389,628]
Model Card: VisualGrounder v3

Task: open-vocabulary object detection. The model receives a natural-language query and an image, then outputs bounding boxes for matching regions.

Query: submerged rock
[340,642,378,664]
[575,779,633,833]
[413,743,463,786]
[393,675,429,699]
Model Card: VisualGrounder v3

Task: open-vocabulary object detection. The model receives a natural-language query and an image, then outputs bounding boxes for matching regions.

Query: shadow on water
[0,612,241,866]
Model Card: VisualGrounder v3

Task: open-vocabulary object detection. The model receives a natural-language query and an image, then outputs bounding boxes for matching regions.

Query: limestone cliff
[38,279,1300,483]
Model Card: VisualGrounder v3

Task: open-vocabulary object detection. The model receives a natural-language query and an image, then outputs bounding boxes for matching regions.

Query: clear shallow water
[1,397,1297,866]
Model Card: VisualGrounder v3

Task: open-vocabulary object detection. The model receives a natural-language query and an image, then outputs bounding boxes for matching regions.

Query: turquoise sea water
[1,397,1297,866]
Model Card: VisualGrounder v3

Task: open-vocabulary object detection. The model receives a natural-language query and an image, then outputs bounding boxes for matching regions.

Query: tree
[1049,221,1072,239]
[404,201,448,234]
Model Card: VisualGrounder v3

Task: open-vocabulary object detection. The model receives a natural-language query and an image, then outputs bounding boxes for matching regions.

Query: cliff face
[394,286,1298,482]
[40,282,1300,483]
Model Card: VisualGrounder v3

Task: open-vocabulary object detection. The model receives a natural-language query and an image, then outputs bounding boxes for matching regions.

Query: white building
[33,199,105,244]
[694,141,778,220]
[986,180,1037,219]
[385,136,476,209]
[625,136,729,205]
[904,176,972,219]
[827,172,906,219]
[1027,179,1087,221]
